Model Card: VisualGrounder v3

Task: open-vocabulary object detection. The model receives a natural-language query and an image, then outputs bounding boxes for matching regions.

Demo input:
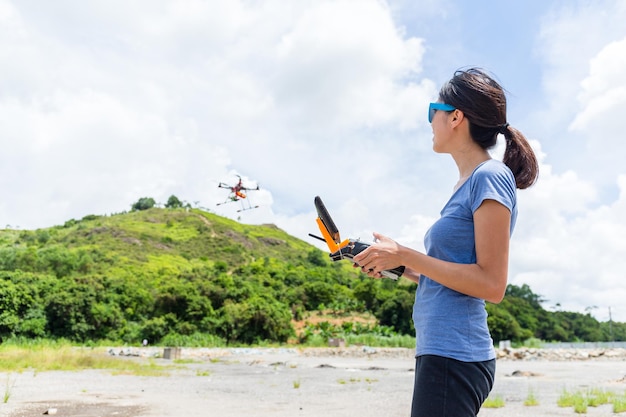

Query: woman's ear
[450,109,465,127]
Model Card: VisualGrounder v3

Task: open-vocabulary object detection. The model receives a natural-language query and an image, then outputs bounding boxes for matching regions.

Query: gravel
[2,347,625,417]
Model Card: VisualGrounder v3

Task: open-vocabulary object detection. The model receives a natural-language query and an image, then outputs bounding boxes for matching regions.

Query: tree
[45,280,97,341]
[306,249,327,267]
[376,289,415,335]
[217,296,294,344]
[131,197,156,211]
[486,303,530,343]
[165,195,183,209]
[505,284,545,309]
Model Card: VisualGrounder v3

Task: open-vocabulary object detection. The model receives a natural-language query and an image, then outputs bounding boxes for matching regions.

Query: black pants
[411,355,495,417]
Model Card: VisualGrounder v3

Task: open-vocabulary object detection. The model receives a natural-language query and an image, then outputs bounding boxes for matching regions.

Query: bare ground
[2,347,626,417]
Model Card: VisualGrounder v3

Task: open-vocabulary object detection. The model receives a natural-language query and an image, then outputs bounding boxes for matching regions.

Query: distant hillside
[0,207,416,345]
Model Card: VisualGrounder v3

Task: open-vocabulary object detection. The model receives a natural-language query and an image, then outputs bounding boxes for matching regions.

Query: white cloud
[0,87,231,226]
[507,0,626,321]
[0,0,433,231]
[272,0,427,130]
[570,37,626,142]
[534,0,626,181]
[510,172,626,322]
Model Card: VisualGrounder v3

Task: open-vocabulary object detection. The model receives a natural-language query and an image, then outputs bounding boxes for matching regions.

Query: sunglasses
[428,102,456,123]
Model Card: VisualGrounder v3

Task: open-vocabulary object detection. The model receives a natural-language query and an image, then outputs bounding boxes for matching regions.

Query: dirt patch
[292,311,377,333]
[10,401,147,417]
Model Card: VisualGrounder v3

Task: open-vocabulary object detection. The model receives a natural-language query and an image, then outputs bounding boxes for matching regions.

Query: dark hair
[439,67,539,189]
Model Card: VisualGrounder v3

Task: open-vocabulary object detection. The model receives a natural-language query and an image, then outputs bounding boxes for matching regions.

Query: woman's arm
[353,199,511,303]
[401,268,421,284]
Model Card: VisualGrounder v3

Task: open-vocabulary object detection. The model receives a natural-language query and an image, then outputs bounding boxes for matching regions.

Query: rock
[508,370,543,377]
[362,346,377,355]
[494,347,626,361]
[328,338,346,347]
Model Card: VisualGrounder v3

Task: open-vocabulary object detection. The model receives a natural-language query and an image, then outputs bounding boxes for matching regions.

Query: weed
[573,396,587,414]
[586,388,613,407]
[613,395,626,413]
[524,388,539,406]
[293,379,301,389]
[482,394,505,408]
[3,374,15,403]
[558,387,622,414]
[557,388,579,408]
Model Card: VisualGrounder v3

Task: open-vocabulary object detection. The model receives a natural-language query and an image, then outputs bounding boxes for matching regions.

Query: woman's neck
[452,149,491,191]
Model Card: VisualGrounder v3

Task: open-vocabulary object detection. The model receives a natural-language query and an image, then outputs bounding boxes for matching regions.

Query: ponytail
[501,125,538,189]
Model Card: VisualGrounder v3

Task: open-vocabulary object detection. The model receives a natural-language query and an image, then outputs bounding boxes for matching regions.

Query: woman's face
[431,108,454,154]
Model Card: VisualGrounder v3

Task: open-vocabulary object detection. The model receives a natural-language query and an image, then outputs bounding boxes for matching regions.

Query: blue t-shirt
[413,159,517,362]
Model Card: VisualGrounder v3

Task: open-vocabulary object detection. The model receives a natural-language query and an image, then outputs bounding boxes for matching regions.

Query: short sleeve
[469,161,516,214]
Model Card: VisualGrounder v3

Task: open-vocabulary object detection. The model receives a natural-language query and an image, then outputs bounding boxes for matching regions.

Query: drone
[216,175,260,212]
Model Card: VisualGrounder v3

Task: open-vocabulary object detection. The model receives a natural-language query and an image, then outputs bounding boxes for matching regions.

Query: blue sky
[1,0,625,322]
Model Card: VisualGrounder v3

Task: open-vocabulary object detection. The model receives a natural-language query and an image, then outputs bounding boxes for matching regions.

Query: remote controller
[312,196,405,280]
[329,239,405,280]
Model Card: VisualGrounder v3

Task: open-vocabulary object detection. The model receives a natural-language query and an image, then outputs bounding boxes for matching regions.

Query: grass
[344,334,415,348]
[3,374,15,403]
[336,377,379,386]
[558,387,623,414]
[0,344,172,376]
[524,388,539,406]
[482,394,505,408]
[613,395,626,413]
[298,333,415,349]
[587,388,614,407]
[573,397,588,414]
[161,332,227,348]
[557,388,580,408]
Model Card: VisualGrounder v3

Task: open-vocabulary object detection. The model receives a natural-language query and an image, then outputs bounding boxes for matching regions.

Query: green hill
[1,206,623,346]
[0,207,415,345]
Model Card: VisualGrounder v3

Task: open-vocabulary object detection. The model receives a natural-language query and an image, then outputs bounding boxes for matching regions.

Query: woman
[353,67,539,417]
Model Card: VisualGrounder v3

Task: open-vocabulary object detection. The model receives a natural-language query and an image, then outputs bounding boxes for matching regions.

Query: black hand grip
[382,265,405,280]
[329,241,404,280]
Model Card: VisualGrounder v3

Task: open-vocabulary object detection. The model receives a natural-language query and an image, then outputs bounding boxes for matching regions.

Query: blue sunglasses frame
[428,102,456,123]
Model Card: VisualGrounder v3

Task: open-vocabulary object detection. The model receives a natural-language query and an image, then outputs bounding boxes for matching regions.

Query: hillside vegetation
[0,207,416,345]
[0,205,623,346]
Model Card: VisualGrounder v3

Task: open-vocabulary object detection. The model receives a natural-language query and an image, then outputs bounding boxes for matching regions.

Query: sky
[1,0,625,323]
